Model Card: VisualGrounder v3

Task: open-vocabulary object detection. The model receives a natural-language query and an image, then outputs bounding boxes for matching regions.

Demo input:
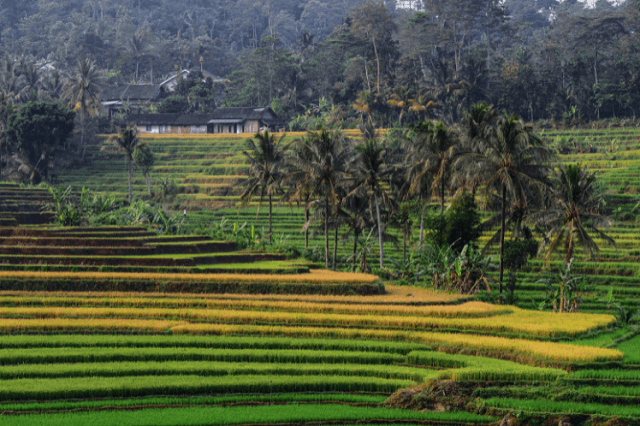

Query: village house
[126,107,284,134]
[99,84,161,118]
[100,69,227,118]
[158,68,227,92]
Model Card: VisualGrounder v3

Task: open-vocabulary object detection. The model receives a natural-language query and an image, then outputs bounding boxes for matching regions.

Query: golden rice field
[0,303,615,337]
[0,269,379,284]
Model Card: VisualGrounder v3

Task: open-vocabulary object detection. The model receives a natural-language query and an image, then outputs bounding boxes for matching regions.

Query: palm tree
[536,163,615,264]
[129,32,147,83]
[342,194,373,272]
[387,85,411,125]
[41,70,65,101]
[407,121,458,216]
[352,90,373,126]
[18,62,42,102]
[350,138,392,269]
[454,103,498,194]
[408,89,439,121]
[109,124,140,202]
[285,128,352,268]
[63,58,102,158]
[457,111,552,297]
[240,130,288,244]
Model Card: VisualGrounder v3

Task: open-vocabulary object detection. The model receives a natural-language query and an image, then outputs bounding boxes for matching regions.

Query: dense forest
[0,0,639,127]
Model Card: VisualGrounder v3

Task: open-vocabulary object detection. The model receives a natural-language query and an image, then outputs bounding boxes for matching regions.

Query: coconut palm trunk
[352,229,358,272]
[325,197,330,269]
[498,185,506,297]
[419,204,426,246]
[332,225,338,271]
[127,154,134,202]
[440,179,445,215]
[268,193,273,244]
[304,195,309,249]
[374,193,384,268]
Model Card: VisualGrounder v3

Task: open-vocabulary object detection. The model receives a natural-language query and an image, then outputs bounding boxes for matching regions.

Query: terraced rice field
[33,127,640,422]
[0,264,637,424]
[0,225,636,423]
[56,129,640,315]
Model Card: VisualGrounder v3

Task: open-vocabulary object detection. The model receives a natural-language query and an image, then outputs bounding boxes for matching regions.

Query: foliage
[537,258,593,313]
[5,101,75,184]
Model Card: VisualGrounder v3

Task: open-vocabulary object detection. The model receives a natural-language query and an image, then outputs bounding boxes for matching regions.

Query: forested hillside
[1,0,639,126]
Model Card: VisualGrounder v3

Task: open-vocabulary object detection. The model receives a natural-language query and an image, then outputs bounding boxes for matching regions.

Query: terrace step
[0,252,284,267]
[0,212,55,225]
[0,246,156,256]
[0,237,145,247]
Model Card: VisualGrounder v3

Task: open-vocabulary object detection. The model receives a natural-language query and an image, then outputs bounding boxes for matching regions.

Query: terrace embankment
[0,225,383,295]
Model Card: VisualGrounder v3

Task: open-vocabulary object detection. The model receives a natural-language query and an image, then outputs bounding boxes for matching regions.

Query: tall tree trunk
[332,224,338,271]
[352,229,358,272]
[419,203,426,246]
[304,197,309,250]
[80,105,85,159]
[128,154,133,202]
[268,193,273,244]
[371,37,380,94]
[374,193,384,268]
[324,197,329,269]
[403,229,407,264]
[145,175,151,195]
[498,185,506,299]
[440,179,445,215]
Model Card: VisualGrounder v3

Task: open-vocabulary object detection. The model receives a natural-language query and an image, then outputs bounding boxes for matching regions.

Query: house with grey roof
[100,84,161,118]
[159,69,227,93]
[126,107,284,134]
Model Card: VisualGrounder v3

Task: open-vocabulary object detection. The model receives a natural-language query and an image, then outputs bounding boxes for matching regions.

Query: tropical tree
[408,90,439,121]
[240,130,288,244]
[342,193,373,272]
[132,143,155,195]
[407,121,458,216]
[286,128,352,268]
[349,137,392,269]
[457,111,552,297]
[535,163,615,264]
[454,103,498,194]
[63,58,102,158]
[387,85,411,125]
[109,124,140,202]
[5,101,75,184]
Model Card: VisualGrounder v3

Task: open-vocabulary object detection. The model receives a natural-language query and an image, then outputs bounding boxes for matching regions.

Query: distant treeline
[0,0,639,125]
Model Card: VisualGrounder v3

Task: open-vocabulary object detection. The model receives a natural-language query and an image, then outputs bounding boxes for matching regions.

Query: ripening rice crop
[0,284,466,304]
[169,323,623,363]
[0,375,415,401]
[0,404,496,426]
[0,304,613,337]
[0,318,183,332]
[407,351,566,381]
[0,297,505,318]
[0,269,379,284]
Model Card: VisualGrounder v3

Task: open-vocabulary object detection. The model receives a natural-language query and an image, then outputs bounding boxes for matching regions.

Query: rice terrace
[0,122,637,426]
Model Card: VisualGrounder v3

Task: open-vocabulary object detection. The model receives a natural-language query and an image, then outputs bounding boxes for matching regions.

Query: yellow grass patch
[0,269,378,284]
